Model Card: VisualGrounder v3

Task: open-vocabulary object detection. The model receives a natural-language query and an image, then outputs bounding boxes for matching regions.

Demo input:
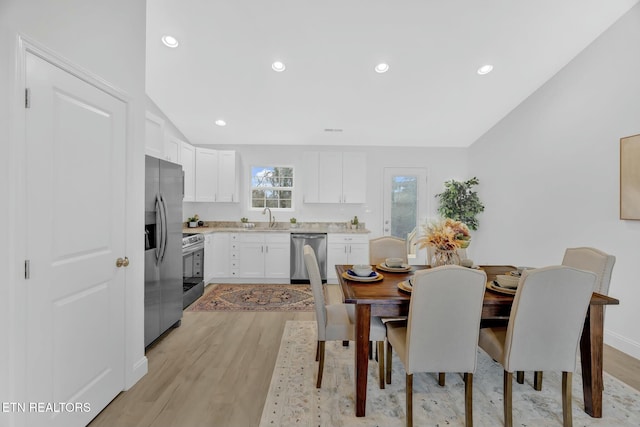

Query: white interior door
[25,52,126,426]
[382,168,427,258]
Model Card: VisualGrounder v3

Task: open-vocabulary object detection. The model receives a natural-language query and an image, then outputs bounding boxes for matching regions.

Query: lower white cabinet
[238,233,290,279]
[327,233,369,282]
[204,233,231,282]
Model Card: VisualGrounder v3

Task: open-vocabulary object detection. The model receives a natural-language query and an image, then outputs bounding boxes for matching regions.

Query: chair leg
[369,340,373,360]
[534,371,543,391]
[378,341,385,389]
[386,340,393,384]
[406,373,413,427]
[464,373,473,427]
[516,371,524,384]
[315,341,320,361]
[316,341,325,388]
[438,372,446,386]
[562,372,573,427]
[504,371,513,427]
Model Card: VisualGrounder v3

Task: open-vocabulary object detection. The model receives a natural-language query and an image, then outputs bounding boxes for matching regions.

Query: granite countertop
[182,221,369,234]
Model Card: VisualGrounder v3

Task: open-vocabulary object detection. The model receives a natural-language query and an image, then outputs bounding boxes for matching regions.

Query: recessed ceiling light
[271,61,286,72]
[477,64,494,75]
[215,119,226,127]
[161,35,179,48]
[374,63,389,73]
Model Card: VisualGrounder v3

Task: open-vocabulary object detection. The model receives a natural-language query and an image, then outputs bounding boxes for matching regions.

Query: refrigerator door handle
[158,194,168,263]
[154,195,162,265]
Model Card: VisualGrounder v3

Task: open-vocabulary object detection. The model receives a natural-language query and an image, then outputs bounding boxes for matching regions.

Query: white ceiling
[146,0,639,148]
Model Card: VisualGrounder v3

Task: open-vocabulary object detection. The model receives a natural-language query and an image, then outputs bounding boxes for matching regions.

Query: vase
[188,221,197,228]
[431,249,461,267]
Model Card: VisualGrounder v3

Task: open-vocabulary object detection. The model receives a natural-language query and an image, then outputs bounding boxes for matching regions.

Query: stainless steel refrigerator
[144,156,183,347]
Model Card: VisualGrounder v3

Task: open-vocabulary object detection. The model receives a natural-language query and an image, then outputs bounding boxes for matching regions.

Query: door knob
[116,257,130,268]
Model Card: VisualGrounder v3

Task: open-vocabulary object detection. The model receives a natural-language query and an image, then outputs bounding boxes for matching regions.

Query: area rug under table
[186,284,314,312]
[260,320,640,427]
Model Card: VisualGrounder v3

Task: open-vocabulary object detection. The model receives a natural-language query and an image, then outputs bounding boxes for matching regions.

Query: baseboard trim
[605,329,640,360]
[125,355,148,390]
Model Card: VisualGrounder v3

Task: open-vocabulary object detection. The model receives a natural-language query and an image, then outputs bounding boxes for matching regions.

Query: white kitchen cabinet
[164,136,182,164]
[204,232,233,282]
[238,233,290,279]
[145,112,165,159]
[303,151,366,204]
[191,148,238,202]
[327,233,369,282]
[216,150,239,202]
[181,142,196,201]
[195,147,218,202]
[203,234,216,283]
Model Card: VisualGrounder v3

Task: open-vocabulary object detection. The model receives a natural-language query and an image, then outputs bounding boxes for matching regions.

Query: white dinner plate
[376,263,412,273]
[486,281,516,295]
[342,271,384,282]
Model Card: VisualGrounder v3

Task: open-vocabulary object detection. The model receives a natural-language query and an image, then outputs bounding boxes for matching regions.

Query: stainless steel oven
[182,233,204,308]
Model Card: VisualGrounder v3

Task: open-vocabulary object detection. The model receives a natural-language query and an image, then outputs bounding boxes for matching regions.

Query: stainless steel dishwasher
[290,233,327,283]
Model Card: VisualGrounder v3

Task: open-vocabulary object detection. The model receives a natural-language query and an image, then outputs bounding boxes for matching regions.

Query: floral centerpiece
[417,218,471,266]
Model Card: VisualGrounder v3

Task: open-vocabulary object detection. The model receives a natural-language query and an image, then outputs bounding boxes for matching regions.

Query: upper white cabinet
[164,136,182,164]
[216,150,239,202]
[145,112,165,159]
[303,151,366,204]
[181,142,196,202]
[195,147,218,202]
[192,147,238,203]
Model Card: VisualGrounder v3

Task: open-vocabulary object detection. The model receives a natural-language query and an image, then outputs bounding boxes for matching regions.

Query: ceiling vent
[324,128,344,132]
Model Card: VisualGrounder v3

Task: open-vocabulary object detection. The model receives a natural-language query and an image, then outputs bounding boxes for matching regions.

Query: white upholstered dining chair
[385,265,487,427]
[369,236,408,266]
[525,247,617,391]
[303,245,388,388]
[562,247,615,295]
[478,266,597,427]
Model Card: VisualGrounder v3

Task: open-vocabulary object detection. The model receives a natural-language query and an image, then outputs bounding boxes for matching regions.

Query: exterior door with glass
[382,168,427,259]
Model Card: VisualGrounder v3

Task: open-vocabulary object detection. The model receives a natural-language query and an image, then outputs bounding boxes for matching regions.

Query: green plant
[435,177,484,230]
[187,214,199,222]
[351,216,359,225]
[289,217,297,223]
[240,217,248,223]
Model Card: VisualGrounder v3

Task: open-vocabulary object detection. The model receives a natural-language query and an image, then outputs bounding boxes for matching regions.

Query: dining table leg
[355,303,371,417]
[580,304,604,418]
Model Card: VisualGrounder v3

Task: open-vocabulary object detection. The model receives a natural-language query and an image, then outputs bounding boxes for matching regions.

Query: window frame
[249,164,295,211]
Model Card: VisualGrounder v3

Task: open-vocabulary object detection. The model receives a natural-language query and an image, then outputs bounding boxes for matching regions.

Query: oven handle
[182,244,204,257]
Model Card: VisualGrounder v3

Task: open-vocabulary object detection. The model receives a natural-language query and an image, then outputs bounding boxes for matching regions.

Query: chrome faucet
[262,207,276,228]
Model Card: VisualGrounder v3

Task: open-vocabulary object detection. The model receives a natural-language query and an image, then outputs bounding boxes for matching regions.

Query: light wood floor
[90,287,639,427]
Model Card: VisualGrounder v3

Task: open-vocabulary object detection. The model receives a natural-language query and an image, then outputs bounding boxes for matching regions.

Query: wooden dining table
[335,264,620,418]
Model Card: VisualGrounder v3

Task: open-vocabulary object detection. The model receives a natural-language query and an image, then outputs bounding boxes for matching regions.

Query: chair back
[503,266,596,373]
[406,265,487,374]
[370,236,408,265]
[304,245,328,340]
[562,247,615,295]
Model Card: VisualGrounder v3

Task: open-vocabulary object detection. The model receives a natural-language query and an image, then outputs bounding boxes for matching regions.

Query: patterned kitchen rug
[186,284,315,312]
[260,321,640,427]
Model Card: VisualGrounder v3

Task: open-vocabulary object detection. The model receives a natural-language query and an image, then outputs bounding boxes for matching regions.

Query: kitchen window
[251,166,294,209]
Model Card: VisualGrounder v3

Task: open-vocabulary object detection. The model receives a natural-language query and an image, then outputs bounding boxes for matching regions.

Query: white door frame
[7,35,147,426]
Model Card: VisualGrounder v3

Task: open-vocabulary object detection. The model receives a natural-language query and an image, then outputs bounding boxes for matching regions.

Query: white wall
[0,0,147,422]
[468,4,640,358]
